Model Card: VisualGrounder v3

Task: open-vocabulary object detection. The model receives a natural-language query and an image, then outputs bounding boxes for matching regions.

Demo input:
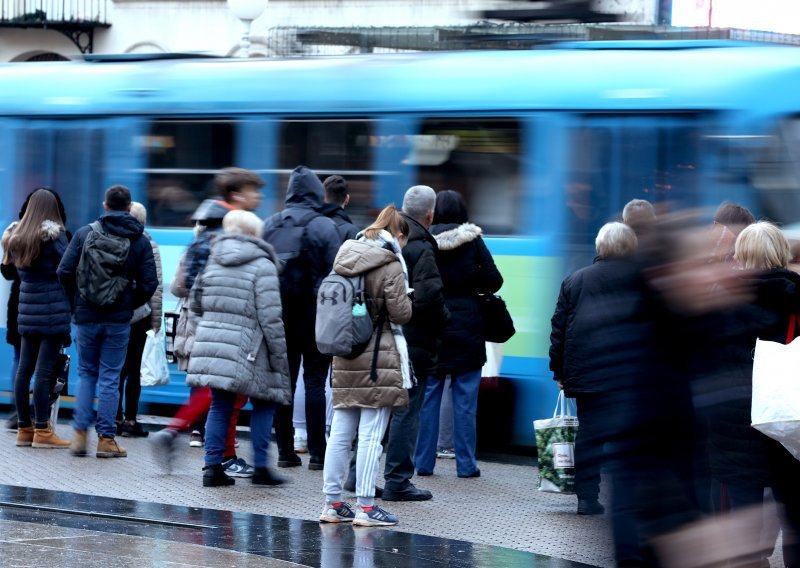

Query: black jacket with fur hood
[430,222,503,375]
[16,220,72,337]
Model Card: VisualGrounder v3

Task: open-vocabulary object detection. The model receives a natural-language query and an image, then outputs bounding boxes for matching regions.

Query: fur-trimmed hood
[41,220,63,242]
[431,223,482,251]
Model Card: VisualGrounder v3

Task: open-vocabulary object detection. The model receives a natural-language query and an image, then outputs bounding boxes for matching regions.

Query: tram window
[748,120,800,230]
[143,120,236,227]
[277,119,375,229]
[414,118,521,235]
[565,123,700,270]
[19,127,106,232]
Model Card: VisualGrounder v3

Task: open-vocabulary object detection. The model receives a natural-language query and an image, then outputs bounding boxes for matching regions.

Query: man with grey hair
[621,199,655,238]
[379,185,449,502]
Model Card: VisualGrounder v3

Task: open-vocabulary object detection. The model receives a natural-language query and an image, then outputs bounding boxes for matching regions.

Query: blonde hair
[734,221,791,270]
[595,222,637,258]
[222,210,262,237]
[130,202,147,225]
[364,204,408,240]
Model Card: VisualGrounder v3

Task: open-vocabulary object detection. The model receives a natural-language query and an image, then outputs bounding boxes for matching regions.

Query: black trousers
[15,333,62,429]
[117,317,151,422]
[274,306,331,462]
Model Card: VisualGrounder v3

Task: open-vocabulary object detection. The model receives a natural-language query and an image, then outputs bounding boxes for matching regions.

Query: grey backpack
[315,272,374,359]
[76,221,131,307]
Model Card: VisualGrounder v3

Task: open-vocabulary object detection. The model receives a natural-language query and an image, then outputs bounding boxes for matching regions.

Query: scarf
[358,229,415,389]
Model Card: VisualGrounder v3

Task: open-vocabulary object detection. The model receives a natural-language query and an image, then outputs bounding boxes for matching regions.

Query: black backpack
[262,209,319,299]
[76,221,131,307]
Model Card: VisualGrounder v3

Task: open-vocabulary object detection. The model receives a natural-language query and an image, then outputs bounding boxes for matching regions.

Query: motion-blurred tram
[2,41,800,448]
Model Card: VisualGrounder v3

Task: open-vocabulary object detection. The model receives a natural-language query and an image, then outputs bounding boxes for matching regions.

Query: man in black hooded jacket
[262,165,340,470]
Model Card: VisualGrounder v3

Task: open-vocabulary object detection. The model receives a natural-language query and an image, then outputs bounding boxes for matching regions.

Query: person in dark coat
[3,188,70,431]
[415,190,502,478]
[320,175,359,243]
[6,188,72,449]
[380,185,449,502]
[261,165,340,471]
[58,185,157,459]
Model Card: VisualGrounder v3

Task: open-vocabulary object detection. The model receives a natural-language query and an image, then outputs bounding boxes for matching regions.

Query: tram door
[562,114,706,273]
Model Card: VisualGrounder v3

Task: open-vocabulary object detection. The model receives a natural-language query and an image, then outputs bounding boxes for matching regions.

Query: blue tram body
[2,42,800,448]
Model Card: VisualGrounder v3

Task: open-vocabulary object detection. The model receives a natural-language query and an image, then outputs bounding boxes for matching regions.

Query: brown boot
[32,423,71,449]
[71,429,88,457]
[96,436,127,458]
[15,426,34,447]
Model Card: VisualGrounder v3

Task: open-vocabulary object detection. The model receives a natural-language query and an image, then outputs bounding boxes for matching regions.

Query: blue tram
[2,41,800,448]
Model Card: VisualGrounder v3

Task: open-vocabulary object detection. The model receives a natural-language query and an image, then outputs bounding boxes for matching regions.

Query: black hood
[100,211,144,239]
[285,166,324,210]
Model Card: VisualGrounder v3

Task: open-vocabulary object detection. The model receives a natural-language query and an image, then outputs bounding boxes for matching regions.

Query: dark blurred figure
[709,201,755,264]
[321,175,359,242]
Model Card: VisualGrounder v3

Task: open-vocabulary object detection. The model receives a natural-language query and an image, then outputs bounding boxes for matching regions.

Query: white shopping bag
[751,337,800,461]
[481,342,504,378]
[534,391,579,493]
[140,329,171,387]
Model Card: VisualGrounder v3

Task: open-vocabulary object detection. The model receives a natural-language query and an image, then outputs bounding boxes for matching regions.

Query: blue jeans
[73,322,130,438]
[205,389,276,468]
[415,370,481,477]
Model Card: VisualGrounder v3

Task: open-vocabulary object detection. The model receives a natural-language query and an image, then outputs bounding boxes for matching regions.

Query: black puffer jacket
[15,221,71,337]
[58,211,158,325]
[400,213,449,377]
[431,222,502,375]
[549,256,656,397]
[320,203,359,243]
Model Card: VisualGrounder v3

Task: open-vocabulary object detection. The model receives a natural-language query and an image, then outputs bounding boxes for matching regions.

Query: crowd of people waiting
[2,165,501,529]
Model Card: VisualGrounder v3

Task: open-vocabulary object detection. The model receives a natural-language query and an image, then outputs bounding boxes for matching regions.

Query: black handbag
[480,294,515,343]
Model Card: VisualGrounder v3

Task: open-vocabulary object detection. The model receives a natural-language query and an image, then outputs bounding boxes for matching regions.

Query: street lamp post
[227,0,267,57]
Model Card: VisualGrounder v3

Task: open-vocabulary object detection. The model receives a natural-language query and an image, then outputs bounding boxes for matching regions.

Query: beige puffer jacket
[331,239,413,409]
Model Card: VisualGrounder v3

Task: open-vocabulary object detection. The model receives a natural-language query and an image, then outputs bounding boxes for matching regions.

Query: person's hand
[557,381,564,391]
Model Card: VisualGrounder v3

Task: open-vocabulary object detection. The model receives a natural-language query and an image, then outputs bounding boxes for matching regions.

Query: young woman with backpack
[319,204,413,527]
[6,188,72,448]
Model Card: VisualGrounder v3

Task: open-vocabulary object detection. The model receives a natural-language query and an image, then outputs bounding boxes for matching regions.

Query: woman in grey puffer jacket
[186,210,290,487]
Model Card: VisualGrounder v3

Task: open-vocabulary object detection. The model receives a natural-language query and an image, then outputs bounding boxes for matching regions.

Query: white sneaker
[294,436,308,454]
[189,430,204,448]
[436,447,456,459]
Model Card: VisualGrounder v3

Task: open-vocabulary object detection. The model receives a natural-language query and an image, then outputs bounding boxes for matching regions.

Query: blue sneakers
[353,505,399,527]
[320,501,356,523]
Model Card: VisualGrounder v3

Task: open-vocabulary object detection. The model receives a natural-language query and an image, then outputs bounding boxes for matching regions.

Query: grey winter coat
[331,239,413,409]
[185,234,291,405]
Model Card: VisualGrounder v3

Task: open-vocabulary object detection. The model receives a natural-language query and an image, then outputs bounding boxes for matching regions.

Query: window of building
[143,120,236,227]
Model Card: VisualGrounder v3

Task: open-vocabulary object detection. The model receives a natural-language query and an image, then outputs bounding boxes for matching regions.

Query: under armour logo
[319,291,339,305]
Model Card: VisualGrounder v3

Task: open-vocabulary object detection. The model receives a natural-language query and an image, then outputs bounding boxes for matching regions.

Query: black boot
[252,467,286,486]
[203,464,235,487]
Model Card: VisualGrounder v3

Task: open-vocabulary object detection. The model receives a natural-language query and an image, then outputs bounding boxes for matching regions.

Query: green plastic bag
[534,392,578,493]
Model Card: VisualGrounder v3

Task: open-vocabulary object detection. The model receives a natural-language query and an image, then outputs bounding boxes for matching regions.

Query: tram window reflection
[414,118,522,236]
[749,119,800,229]
[144,120,236,227]
[276,119,376,229]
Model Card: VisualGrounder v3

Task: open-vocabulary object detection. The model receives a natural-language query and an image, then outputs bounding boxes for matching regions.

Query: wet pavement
[0,416,613,567]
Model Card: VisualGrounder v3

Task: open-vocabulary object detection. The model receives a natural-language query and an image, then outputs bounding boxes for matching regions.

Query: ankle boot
[96,436,127,458]
[16,426,34,447]
[203,464,235,487]
[71,429,88,456]
[252,467,286,486]
[32,423,71,449]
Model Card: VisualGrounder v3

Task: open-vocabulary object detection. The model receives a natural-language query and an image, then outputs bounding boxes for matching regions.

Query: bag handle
[786,313,799,344]
[552,391,575,419]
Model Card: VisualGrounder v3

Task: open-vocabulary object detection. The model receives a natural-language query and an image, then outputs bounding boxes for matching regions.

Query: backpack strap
[369,311,387,382]
[89,220,104,235]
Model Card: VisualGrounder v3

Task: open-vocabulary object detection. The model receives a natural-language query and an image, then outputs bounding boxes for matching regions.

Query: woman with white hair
[116,202,163,437]
[186,210,291,487]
